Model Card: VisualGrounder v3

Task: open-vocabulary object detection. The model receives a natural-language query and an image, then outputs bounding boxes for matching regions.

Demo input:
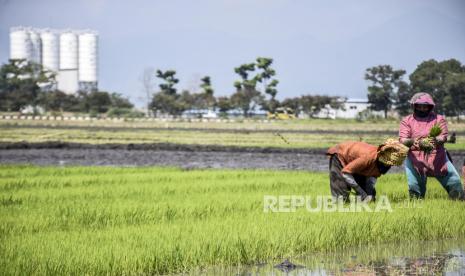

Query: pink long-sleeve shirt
[399,113,448,176]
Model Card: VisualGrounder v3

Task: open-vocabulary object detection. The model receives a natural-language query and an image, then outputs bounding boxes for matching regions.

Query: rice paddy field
[1,165,465,275]
[2,117,464,132]
[1,119,465,150]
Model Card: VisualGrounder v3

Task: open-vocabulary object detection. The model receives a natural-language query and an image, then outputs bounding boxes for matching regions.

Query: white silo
[78,32,98,84]
[40,30,59,72]
[28,30,42,64]
[59,31,78,69]
[57,31,79,94]
[10,27,32,61]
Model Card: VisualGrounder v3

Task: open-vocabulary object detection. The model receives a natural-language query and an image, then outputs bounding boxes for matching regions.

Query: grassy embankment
[1,119,464,150]
[1,165,465,274]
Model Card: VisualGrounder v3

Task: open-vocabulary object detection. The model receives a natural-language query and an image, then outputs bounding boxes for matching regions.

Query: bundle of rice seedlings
[419,123,442,153]
[419,137,435,153]
[429,123,442,137]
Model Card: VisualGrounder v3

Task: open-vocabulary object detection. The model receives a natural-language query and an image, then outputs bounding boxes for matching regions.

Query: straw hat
[377,138,409,166]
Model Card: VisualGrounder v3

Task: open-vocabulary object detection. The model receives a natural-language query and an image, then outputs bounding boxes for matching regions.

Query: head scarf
[410,92,435,118]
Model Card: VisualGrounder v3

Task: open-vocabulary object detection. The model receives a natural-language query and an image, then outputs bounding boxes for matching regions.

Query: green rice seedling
[429,123,442,137]
[419,123,443,153]
[1,165,465,275]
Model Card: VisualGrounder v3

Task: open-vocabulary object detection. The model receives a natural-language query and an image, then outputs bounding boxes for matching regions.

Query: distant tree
[150,93,185,116]
[299,95,315,116]
[234,63,255,82]
[156,70,179,95]
[179,90,195,110]
[255,57,279,112]
[394,81,411,116]
[365,65,406,118]
[110,92,133,109]
[297,95,344,118]
[231,63,264,117]
[107,107,144,118]
[0,59,55,111]
[199,76,215,109]
[409,59,465,115]
[200,76,213,95]
[280,97,301,116]
[216,96,233,114]
[36,90,77,112]
[444,71,465,120]
[230,89,263,117]
[40,90,133,114]
[77,90,112,113]
[150,69,182,116]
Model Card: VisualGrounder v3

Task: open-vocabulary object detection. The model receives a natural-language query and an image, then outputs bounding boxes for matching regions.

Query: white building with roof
[313,98,384,119]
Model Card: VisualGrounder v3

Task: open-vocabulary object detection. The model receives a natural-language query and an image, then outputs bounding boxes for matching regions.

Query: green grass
[1,124,465,150]
[1,165,465,274]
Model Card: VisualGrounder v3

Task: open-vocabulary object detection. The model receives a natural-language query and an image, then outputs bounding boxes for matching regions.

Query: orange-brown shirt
[327,141,381,177]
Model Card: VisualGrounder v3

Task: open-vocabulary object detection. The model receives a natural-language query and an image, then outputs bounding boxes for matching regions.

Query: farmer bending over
[327,139,408,202]
[399,92,464,200]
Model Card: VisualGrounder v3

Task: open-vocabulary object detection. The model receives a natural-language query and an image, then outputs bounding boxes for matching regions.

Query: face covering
[414,105,433,118]
[376,160,391,175]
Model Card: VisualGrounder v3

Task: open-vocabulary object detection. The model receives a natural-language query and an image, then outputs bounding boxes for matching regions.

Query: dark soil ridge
[4,123,465,135]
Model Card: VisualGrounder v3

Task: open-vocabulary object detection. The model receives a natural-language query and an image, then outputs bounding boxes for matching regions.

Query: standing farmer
[399,92,464,200]
[327,139,409,202]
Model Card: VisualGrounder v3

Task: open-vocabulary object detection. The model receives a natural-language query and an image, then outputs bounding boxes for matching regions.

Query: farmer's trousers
[405,157,464,200]
[329,154,376,201]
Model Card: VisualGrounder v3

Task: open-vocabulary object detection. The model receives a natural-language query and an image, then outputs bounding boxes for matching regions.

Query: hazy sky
[1,0,464,107]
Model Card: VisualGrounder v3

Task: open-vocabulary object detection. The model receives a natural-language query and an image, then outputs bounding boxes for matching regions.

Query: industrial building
[9,27,98,94]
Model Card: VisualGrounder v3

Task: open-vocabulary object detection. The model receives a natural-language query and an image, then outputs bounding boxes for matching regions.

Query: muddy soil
[0,148,332,170]
[195,239,465,275]
[1,142,464,172]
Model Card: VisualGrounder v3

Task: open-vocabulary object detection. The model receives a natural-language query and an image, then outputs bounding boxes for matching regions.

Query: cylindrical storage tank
[10,28,32,60]
[29,30,42,64]
[40,30,59,72]
[78,32,98,82]
[59,31,78,70]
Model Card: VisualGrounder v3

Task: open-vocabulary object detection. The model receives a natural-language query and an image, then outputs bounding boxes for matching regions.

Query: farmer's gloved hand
[342,173,368,199]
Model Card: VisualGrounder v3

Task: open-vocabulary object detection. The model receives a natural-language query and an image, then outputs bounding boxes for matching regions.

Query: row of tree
[145,57,342,117]
[147,57,465,118]
[0,59,138,116]
[365,58,465,118]
[146,57,280,117]
[1,57,464,118]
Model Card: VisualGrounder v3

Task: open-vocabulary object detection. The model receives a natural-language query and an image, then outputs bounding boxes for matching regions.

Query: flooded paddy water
[194,239,465,275]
